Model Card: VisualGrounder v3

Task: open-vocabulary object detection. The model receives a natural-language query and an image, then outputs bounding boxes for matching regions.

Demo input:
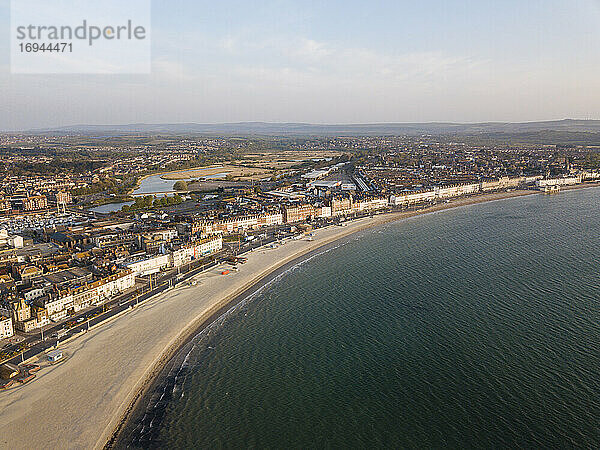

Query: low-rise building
[0,315,13,339]
[23,195,48,211]
[125,254,171,277]
[536,176,581,188]
[91,231,136,249]
[284,204,315,223]
[48,232,91,250]
[171,236,223,267]
[18,265,44,281]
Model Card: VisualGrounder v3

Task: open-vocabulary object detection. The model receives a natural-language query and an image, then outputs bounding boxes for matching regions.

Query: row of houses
[0,269,135,334]
[533,172,600,189]
[66,269,135,318]
[0,221,222,339]
[283,197,389,223]
[536,176,581,188]
[284,205,331,223]
[187,197,390,231]
[389,176,542,207]
[191,213,284,236]
[124,235,223,276]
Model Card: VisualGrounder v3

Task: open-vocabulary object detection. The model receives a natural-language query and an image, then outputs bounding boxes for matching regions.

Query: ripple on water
[121,188,600,449]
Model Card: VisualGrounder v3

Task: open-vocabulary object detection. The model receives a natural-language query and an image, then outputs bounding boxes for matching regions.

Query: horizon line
[4,117,600,134]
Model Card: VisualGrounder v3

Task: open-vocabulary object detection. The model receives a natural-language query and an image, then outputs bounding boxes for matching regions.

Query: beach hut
[47,350,63,362]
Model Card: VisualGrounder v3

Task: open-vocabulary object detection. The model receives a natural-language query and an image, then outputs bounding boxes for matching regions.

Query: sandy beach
[0,189,544,449]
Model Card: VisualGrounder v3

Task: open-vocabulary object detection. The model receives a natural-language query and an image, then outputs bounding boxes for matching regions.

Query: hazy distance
[2,0,600,130]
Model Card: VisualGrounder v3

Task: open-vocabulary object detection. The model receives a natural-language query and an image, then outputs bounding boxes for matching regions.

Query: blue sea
[120,187,600,448]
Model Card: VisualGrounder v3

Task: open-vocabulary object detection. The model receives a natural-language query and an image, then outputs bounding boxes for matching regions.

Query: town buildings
[2,135,600,351]
[191,213,283,236]
[0,315,13,339]
[284,204,316,223]
[389,177,535,207]
[10,194,48,212]
[536,176,581,188]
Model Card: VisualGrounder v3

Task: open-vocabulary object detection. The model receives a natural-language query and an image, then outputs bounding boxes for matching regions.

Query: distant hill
[21,119,600,138]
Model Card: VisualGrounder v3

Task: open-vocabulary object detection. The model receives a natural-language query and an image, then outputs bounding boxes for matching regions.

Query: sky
[1,0,600,130]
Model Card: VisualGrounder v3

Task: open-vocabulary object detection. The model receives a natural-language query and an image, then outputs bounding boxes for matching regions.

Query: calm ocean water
[122,188,600,448]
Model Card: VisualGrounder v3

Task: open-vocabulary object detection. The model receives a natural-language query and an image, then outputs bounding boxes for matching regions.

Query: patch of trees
[173,180,188,190]
[584,151,600,169]
[10,157,106,175]
[71,175,138,196]
[121,194,184,211]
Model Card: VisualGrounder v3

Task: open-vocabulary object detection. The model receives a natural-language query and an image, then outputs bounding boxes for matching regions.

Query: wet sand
[0,189,546,450]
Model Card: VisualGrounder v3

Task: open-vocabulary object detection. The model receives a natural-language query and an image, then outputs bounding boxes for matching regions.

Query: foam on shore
[0,189,539,450]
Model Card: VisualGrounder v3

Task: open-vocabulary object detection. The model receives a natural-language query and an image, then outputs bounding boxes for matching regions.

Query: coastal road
[2,229,298,367]
[2,208,399,367]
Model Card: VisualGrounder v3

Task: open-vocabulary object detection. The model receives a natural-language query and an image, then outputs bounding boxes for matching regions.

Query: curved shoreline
[107,236,356,448]
[3,185,599,450]
[103,188,546,448]
[101,211,410,449]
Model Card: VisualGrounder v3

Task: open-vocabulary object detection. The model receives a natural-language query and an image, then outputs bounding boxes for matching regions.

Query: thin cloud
[152,58,195,81]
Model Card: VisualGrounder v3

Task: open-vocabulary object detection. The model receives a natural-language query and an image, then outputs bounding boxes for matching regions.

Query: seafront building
[125,254,171,277]
[389,176,540,207]
[124,236,223,276]
[0,156,599,355]
[170,236,223,266]
[191,213,284,236]
[284,204,318,223]
[0,315,13,339]
[0,269,136,333]
[536,176,581,188]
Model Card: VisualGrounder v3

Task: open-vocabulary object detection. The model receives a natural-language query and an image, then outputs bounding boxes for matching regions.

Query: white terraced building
[171,236,223,267]
[125,254,171,277]
[536,176,581,188]
[390,176,535,207]
[124,236,223,275]
[193,214,283,235]
[0,315,13,339]
[69,269,136,312]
